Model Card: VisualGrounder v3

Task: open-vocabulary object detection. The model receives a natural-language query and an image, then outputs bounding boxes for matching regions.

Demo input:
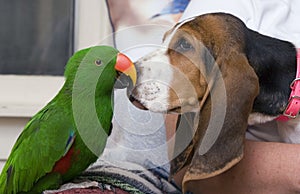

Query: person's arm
[165,115,300,193]
[173,140,300,194]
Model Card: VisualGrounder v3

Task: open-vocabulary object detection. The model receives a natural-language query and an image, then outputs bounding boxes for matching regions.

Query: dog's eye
[175,38,194,52]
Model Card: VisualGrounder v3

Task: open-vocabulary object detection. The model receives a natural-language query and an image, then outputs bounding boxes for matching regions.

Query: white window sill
[0,75,64,117]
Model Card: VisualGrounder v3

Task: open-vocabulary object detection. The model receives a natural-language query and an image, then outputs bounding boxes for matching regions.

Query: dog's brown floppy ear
[171,51,259,192]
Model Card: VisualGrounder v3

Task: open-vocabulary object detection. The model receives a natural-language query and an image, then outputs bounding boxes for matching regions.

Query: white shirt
[181,0,300,48]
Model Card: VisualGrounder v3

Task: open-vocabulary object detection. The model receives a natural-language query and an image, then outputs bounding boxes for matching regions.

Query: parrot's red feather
[52,146,80,174]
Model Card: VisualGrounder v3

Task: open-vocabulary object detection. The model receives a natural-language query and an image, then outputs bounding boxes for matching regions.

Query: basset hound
[130,13,299,193]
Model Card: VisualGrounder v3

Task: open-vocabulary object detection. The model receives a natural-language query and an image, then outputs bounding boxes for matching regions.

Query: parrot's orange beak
[115,53,137,86]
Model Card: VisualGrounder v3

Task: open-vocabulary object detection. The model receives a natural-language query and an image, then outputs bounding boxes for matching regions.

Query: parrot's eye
[94,59,102,66]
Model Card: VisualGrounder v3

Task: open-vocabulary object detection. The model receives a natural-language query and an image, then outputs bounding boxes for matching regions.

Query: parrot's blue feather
[64,131,76,156]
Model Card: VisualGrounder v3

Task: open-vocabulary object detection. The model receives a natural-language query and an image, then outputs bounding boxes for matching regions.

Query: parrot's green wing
[0,100,75,193]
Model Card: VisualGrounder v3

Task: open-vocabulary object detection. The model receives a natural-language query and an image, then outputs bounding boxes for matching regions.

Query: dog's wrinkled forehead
[163,17,196,46]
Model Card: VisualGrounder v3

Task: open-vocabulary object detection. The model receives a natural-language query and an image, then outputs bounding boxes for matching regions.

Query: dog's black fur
[214,13,297,116]
[246,28,296,116]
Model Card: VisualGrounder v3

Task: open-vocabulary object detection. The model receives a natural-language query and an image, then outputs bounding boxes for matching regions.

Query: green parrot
[0,46,136,194]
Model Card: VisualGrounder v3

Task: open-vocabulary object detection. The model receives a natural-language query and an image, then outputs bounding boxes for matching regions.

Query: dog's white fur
[248,113,277,126]
[133,48,172,112]
[133,17,200,113]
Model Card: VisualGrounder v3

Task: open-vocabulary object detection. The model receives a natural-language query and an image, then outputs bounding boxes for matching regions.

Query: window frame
[0,0,112,118]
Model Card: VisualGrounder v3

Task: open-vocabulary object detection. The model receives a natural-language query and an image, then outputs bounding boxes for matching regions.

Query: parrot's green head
[64,45,136,95]
[62,46,136,156]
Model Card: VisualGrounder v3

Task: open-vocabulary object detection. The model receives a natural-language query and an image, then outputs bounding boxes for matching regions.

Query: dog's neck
[245,29,297,116]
